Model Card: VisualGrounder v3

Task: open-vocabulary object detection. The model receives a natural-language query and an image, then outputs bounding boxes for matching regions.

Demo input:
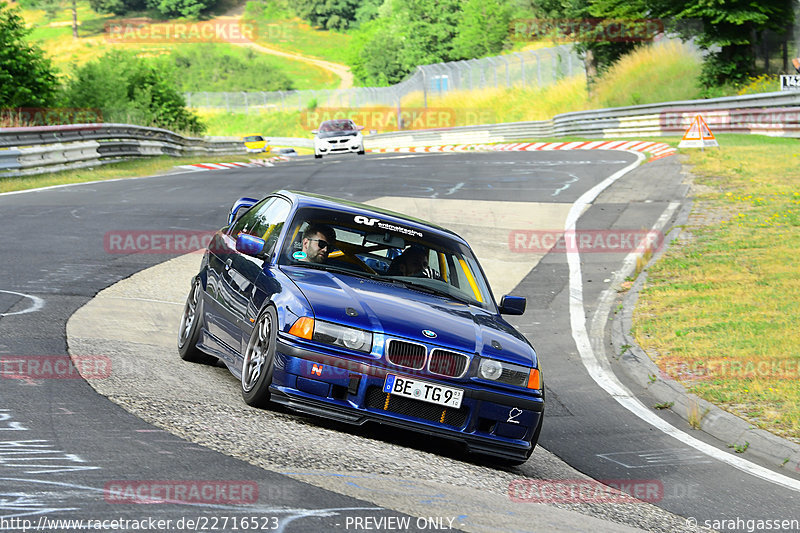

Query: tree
[61,50,204,133]
[535,0,648,81]
[147,0,211,19]
[648,0,795,86]
[350,0,464,83]
[348,16,405,85]
[0,1,59,108]
[88,0,146,15]
[453,0,513,59]
[295,0,361,31]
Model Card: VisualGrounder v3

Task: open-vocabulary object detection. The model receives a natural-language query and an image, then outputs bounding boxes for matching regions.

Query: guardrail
[364,91,800,149]
[2,91,798,177]
[0,123,248,177]
[268,137,313,149]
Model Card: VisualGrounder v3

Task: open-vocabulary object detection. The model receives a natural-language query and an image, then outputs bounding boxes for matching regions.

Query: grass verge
[0,154,255,194]
[633,134,800,442]
[19,1,336,89]
[243,1,351,65]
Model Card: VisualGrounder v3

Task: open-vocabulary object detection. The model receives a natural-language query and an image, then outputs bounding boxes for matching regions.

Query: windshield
[278,207,495,310]
[319,120,356,132]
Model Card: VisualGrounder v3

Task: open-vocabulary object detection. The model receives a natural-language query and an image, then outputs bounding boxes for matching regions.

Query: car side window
[230,197,292,256]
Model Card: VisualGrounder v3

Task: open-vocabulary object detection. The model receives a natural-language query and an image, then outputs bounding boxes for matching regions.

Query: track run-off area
[1,150,798,533]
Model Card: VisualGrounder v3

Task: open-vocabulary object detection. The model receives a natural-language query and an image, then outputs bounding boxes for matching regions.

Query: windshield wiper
[393,279,473,305]
[287,262,379,281]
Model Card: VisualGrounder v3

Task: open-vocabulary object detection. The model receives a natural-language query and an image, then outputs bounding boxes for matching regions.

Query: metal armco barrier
[2,91,798,177]
[0,123,248,177]
[364,91,800,149]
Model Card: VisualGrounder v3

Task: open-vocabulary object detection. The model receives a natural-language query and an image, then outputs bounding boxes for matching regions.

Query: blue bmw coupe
[178,191,544,463]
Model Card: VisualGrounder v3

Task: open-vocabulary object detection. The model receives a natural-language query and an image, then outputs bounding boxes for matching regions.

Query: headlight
[288,317,372,353]
[477,357,541,390]
[479,359,503,380]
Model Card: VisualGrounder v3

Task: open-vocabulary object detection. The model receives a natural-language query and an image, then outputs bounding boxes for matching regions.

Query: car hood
[283,267,536,366]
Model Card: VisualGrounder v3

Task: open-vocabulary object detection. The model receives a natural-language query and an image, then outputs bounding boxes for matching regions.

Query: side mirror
[357,125,365,131]
[311,129,319,134]
[227,197,258,226]
[499,295,526,316]
[236,233,266,257]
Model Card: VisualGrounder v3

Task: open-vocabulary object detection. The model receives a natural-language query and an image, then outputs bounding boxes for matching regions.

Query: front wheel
[178,278,214,364]
[241,306,278,407]
[314,153,322,159]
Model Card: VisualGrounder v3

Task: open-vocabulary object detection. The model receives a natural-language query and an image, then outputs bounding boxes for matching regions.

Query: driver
[300,223,336,264]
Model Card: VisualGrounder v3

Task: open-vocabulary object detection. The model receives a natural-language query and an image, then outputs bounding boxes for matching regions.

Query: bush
[146,0,210,19]
[61,50,205,134]
[0,1,59,108]
[157,45,294,92]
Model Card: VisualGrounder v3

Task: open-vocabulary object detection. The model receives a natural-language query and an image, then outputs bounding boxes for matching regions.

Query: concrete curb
[608,190,800,473]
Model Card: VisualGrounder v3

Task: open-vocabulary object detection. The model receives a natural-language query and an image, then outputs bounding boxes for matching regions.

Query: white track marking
[566,152,800,493]
[0,290,45,317]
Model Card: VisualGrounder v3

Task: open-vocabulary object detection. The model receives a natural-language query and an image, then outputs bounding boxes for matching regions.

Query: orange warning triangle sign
[679,115,718,148]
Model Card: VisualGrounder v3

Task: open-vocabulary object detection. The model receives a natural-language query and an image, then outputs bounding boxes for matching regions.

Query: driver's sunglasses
[308,238,331,250]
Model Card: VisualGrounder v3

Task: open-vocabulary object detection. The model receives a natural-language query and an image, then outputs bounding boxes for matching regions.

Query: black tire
[241,306,278,407]
[178,278,214,364]
[357,147,365,155]
[314,153,322,159]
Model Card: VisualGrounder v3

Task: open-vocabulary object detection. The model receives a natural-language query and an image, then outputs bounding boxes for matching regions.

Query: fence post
[421,67,428,108]
[516,53,525,87]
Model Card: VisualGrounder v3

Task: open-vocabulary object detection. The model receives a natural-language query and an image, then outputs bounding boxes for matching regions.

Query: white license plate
[382,374,463,409]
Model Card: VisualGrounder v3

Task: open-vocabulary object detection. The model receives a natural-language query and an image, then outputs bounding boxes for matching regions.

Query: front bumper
[272,337,544,461]
[314,135,363,155]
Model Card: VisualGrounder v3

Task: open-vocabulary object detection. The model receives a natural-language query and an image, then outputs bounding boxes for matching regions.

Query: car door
[210,196,292,359]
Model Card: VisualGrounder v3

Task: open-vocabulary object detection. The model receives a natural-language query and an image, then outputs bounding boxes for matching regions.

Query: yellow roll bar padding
[437,252,448,282]
[458,259,483,303]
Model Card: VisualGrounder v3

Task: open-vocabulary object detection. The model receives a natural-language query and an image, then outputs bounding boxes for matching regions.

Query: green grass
[17,0,337,89]
[633,134,800,442]
[591,41,707,107]
[0,154,255,193]
[243,1,352,65]
[198,110,308,138]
